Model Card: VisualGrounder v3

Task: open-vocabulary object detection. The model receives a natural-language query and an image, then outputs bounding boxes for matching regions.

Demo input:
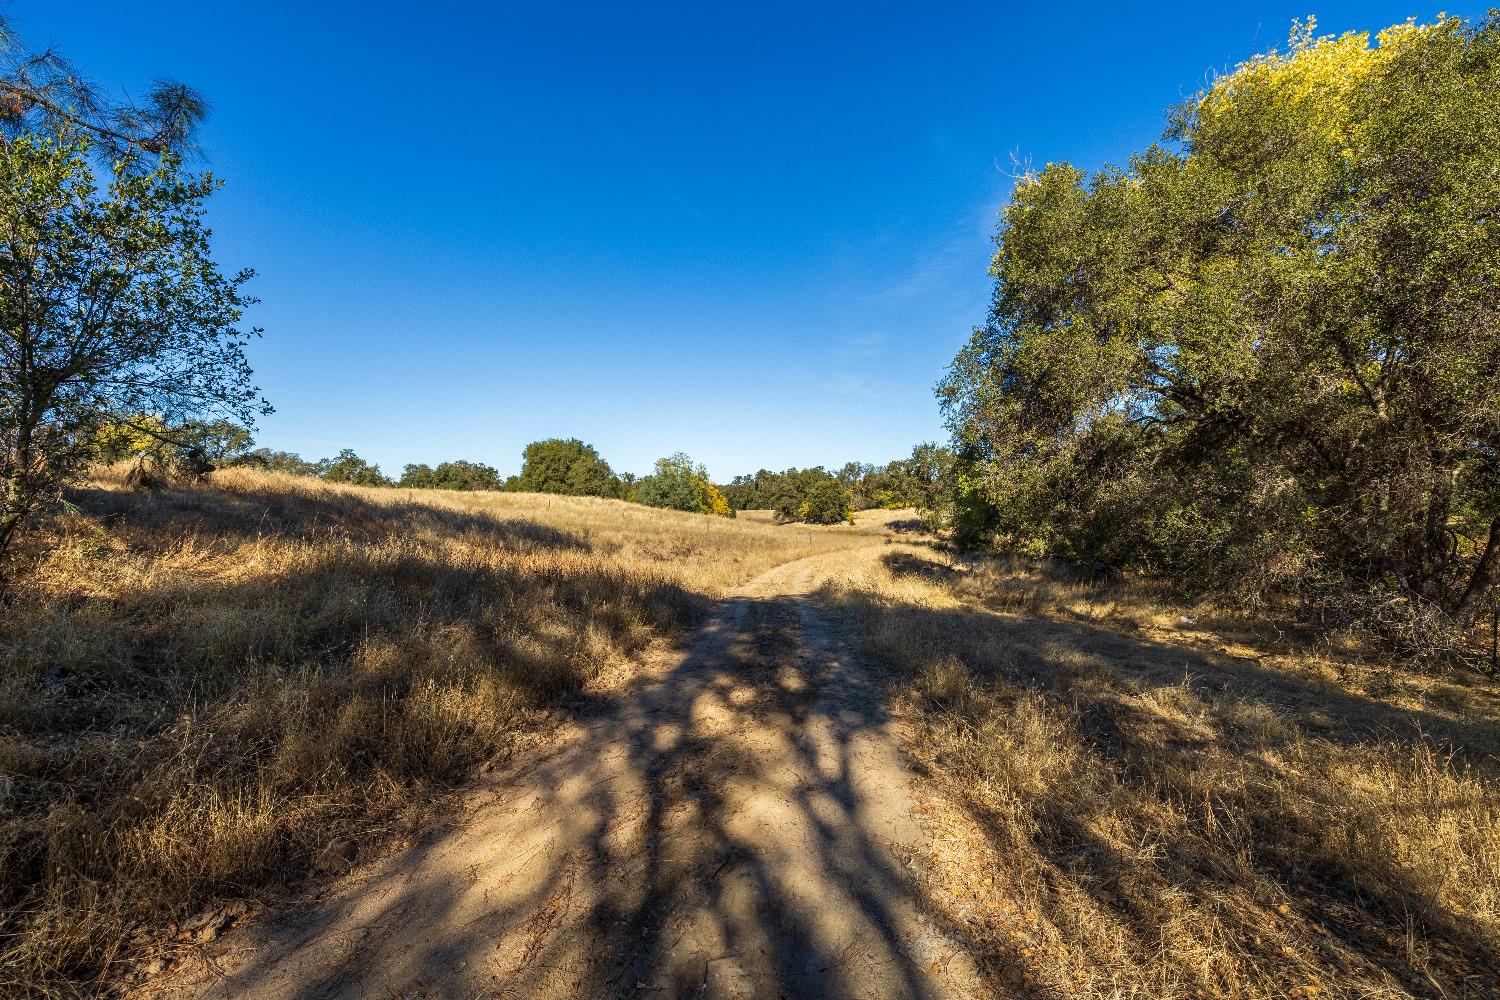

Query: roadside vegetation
[823,17,1499,994]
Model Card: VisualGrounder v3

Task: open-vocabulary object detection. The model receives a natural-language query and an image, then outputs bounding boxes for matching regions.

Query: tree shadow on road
[196,591,994,1000]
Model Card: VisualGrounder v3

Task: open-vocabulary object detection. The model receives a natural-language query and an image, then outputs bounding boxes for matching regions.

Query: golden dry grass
[0,467,866,997]
[822,544,1500,999]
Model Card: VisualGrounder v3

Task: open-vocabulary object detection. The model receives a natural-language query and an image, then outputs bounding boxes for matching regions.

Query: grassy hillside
[0,467,866,995]
[825,545,1500,998]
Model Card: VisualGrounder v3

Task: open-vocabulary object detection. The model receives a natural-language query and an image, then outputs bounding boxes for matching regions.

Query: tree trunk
[0,487,27,562]
[1456,515,1500,623]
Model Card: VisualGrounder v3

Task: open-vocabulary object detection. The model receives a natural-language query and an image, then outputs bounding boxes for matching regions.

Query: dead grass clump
[0,468,864,996]
[828,545,1500,999]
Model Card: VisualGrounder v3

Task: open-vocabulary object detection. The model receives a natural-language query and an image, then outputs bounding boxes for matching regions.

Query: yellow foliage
[92,414,169,459]
[699,480,733,517]
[1193,17,1433,161]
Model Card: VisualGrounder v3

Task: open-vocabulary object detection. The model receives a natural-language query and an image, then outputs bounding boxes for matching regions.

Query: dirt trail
[145,548,987,1000]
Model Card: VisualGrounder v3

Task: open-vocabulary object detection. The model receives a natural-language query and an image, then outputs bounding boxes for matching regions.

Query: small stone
[145,958,166,976]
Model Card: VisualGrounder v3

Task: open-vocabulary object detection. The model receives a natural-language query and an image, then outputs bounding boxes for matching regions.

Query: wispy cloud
[820,372,880,398]
[861,199,1002,313]
[774,365,882,401]
[833,332,889,357]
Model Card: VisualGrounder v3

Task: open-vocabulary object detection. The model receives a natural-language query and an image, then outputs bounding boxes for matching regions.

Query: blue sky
[17,3,1479,480]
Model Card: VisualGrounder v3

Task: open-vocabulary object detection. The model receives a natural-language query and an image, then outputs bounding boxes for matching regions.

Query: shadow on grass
[819,551,1500,996]
[66,480,596,552]
[137,549,1500,998]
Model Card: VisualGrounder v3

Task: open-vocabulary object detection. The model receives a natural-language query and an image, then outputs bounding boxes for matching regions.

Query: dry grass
[0,467,864,997]
[824,545,1500,999]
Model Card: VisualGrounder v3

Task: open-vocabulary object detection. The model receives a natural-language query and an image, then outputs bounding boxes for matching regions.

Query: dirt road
[146,548,987,999]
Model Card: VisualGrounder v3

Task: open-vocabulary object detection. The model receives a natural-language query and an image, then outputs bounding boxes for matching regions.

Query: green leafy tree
[245,448,319,477]
[877,442,962,521]
[317,449,390,487]
[759,467,853,524]
[0,134,263,556]
[724,465,858,523]
[940,16,1500,667]
[723,469,776,510]
[507,438,621,497]
[398,463,437,489]
[0,18,257,556]
[796,475,855,525]
[399,459,501,491]
[635,453,732,516]
[94,416,254,482]
[176,419,255,465]
[836,461,881,509]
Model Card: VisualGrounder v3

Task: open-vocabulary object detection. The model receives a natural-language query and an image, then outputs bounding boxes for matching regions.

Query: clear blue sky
[18,3,1479,480]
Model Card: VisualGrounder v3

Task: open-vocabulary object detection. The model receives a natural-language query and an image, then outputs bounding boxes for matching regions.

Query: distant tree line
[197,436,736,518]
[721,443,961,526]
[144,432,971,529]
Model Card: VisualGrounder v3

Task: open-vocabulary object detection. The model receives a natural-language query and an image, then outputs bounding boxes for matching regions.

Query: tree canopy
[317,448,390,487]
[399,459,502,491]
[722,466,854,524]
[0,132,263,555]
[245,447,320,477]
[634,453,732,516]
[940,15,1500,667]
[506,438,622,497]
[0,14,208,164]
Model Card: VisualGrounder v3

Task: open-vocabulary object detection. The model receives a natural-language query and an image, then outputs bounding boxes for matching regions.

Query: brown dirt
[134,549,988,1000]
